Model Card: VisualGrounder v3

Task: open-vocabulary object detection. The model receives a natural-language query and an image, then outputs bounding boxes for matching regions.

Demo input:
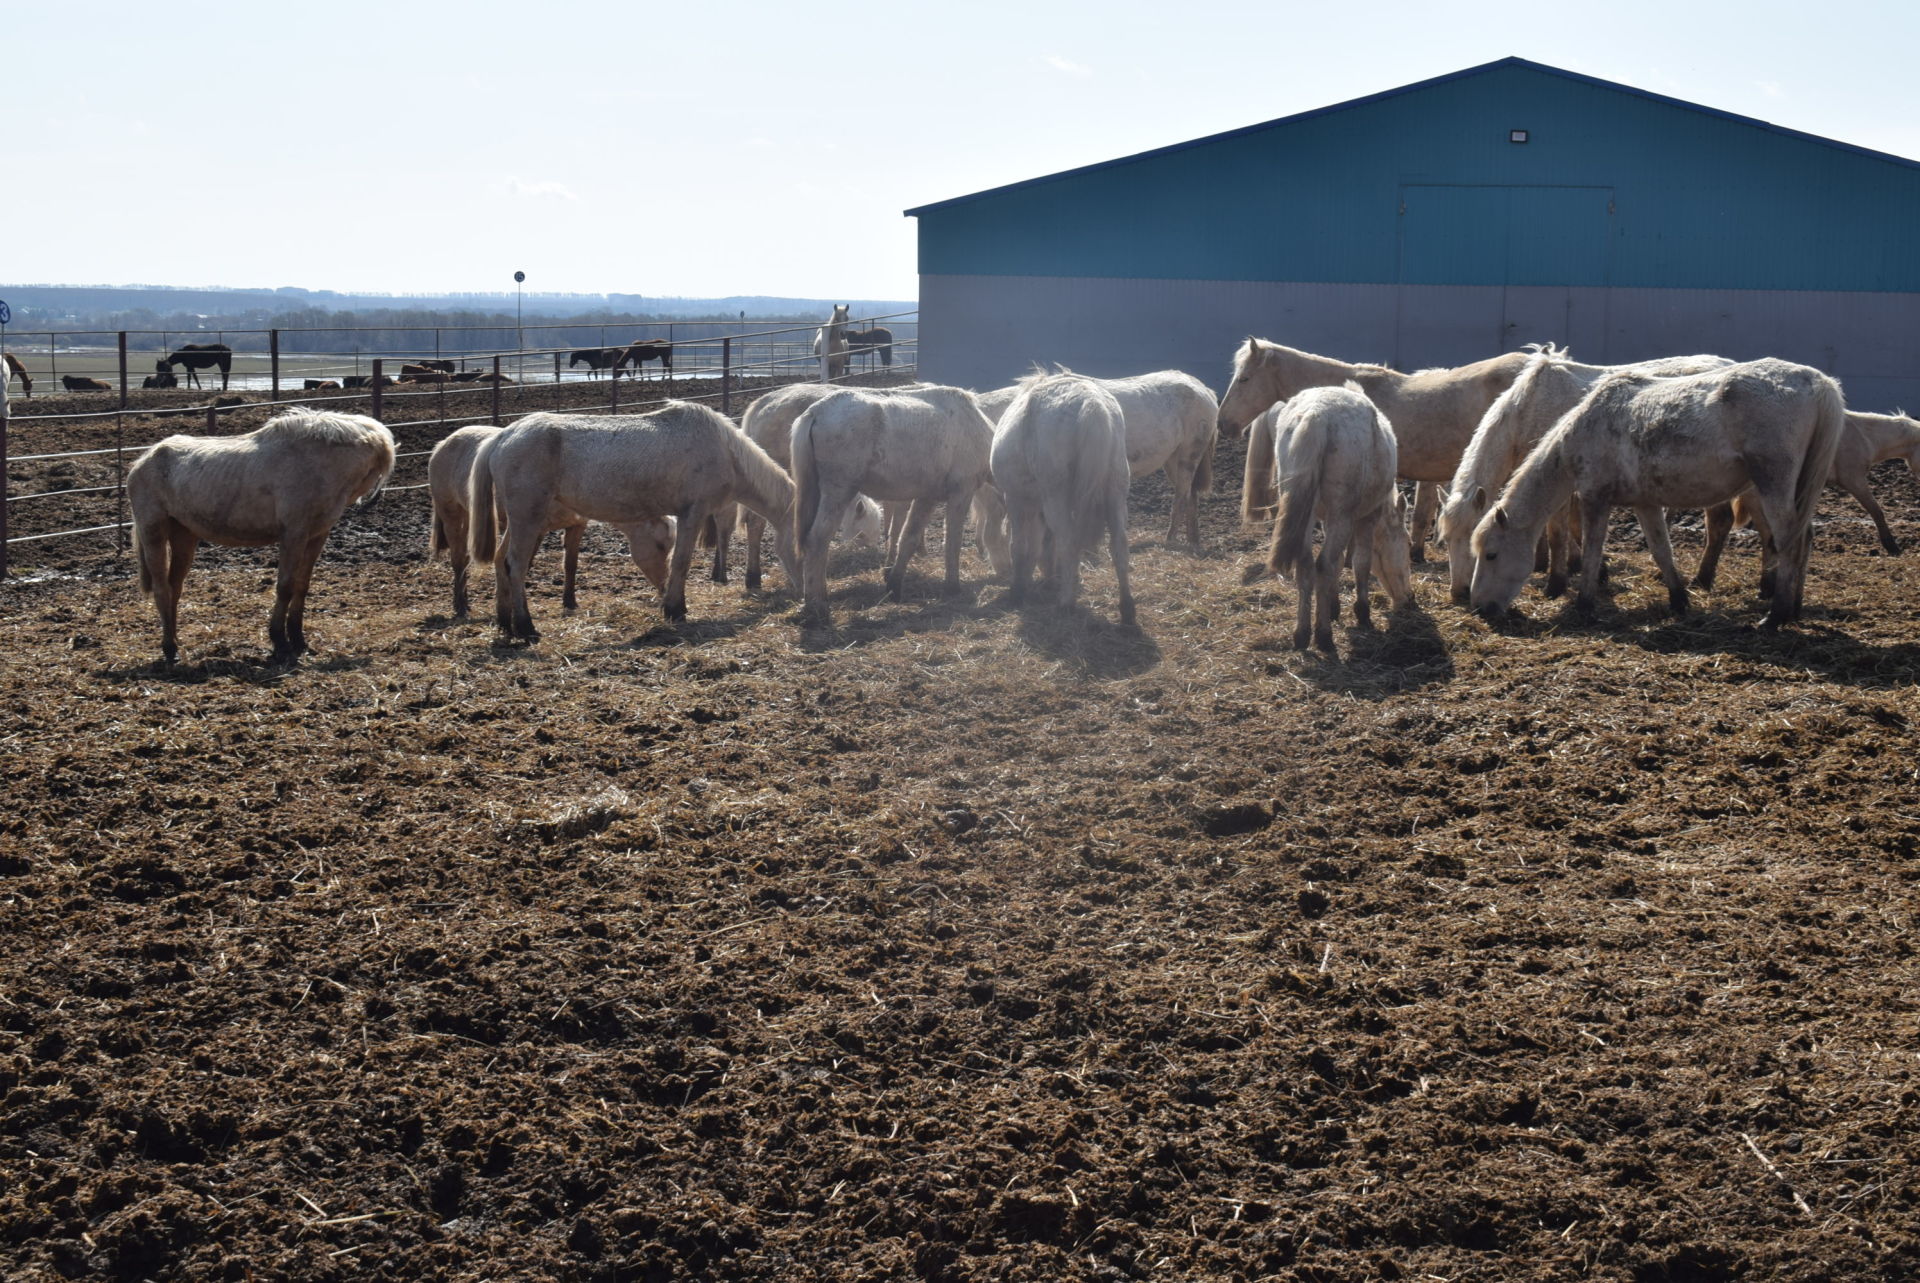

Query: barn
[906,57,1920,410]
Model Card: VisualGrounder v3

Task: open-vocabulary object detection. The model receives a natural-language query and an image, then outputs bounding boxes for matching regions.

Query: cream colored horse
[1470,360,1846,627]
[129,408,395,662]
[1435,348,1734,601]
[1696,408,1920,594]
[791,385,997,622]
[990,373,1135,624]
[1249,384,1411,652]
[427,425,673,619]
[472,403,796,638]
[813,304,851,383]
[1220,339,1530,557]
[730,382,890,591]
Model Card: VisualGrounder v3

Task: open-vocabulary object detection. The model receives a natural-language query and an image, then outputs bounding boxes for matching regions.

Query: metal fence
[0,310,917,576]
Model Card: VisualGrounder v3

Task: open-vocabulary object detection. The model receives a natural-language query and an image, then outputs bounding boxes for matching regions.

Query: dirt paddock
[2,388,1919,1281]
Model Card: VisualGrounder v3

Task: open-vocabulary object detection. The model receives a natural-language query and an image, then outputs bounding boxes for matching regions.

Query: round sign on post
[0,301,11,325]
[514,272,525,284]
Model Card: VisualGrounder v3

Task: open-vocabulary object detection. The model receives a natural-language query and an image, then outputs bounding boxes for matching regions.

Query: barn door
[1395,185,1613,368]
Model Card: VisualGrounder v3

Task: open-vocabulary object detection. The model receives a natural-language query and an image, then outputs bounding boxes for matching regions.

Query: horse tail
[1193,424,1217,498]
[1786,374,1847,556]
[133,516,159,597]
[790,407,822,551]
[469,440,499,565]
[1241,409,1278,527]
[1268,419,1327,575]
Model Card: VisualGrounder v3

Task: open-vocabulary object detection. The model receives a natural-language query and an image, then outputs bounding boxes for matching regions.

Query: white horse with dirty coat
[791,385,997,622]
[472,403,796,639]
[730,382,890,591]
[1251,385,1411,652]
[990,372,1135,624]
[1470,359,1846,628]
[427,425,673,619]
[813,304,850,383]
[129,408,395,662]
[1436,347,1734,601]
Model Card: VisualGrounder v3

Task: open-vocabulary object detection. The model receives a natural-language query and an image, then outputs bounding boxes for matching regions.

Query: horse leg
[1844,478,1900,555]
[446,508,472,618]
[1314,513,1356,652]
[887,498,936,601]
[1006,505,1038,606]
[1041,497,1080,609]
[801,490,847,622]
[1543,506,1571,599]
[499,518,544,642]
[710,508,731,584]
[1575,497,1611,618]
[942,486,974,595]
[269,530,310,660]
[1747,486,1807,624]
[744,511,766,593]
[1109,489,1135,626]
[286,530,331,655]
[663,500,715,622]
[1694,502,1735,590]
[1350,514,1377,631]
[155,521,196,662]
[562,523,583,611]
[1408,482,1439,563]
[1637,506,1688,615]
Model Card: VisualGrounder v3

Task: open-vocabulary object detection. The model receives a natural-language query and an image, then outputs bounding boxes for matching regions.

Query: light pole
[514,270,525,382]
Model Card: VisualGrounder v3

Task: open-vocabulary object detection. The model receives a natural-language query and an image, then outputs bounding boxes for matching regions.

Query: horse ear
[1493,506,1508,530]
[1472,485,1487,513]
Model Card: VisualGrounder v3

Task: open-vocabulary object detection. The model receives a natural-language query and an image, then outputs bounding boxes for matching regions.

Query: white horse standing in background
[990,372,1135,624]
[790,385,997,622]
[729,382,889,591]
[813,304,851,383]
[1251,384,1412,653]
[1435,348,1734,601]
[472,403,797,638]
[1696,407,1920,593]
[427,425,673,619]
[1218,339,1530,558]
[1470,359,1846,627]
[129,408,395,662]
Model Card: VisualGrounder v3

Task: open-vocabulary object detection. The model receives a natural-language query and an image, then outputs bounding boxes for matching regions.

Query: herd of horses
[48,299,1906,663]
[569,342,673,379]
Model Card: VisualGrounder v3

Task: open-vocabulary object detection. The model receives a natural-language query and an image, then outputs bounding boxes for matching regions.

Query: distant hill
[0,284,915,326]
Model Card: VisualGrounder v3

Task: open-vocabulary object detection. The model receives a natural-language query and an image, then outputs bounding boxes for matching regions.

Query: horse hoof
[1667,589,1690,616]
[1542,574,1568,599]
[1119,602,1137,627]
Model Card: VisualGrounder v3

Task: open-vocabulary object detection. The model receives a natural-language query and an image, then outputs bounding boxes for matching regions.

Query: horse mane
[1011,362,1077,391]
[711,402,794,523]
[256,408,392,448]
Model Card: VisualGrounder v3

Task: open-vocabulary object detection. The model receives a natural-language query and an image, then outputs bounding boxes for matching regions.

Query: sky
[7,0,1918,302]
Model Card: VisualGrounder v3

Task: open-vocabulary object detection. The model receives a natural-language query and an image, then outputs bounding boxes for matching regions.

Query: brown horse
[62,375,114,392]
[844,327,893,369]
[569,348,623,378]
[163,343,234,390]
[618,341,673,378]
[142,362,178,389]
[3,352,29,397]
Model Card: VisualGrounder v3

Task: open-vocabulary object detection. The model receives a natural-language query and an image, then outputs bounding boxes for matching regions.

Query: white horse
[427,425,673,619]
[990,372,1135,624]
[1435,348,1734,601]
[791,385,996,622]
[129,408,395,662]
[1470,359,1846,627]
[1249,384,1412,652]
[813,304,851,383]
[472,403,796,639]
[1696,408,1920,592]
[730,382,891,591]
[1219,339,1531,557]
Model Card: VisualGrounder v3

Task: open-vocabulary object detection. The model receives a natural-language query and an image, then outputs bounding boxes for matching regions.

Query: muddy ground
[2,379,1919,1281]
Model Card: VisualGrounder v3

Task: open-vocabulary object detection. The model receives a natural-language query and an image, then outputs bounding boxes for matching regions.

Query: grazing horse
[1470,359,1845,628]
[1248,384,1412,653]
[844,327,894,370]
[569,348,624,378]
[1695,408,1920,593]
[1431,348,1734,602]
[428,425,672,619]
[472,402,797,637]
[3,352,29,397]
[991,371,1135,625]
[163,343,234,390]
[813,305,851,383]
[303,379,342,390]
[62,375,114,392]
[618,341,673,378]
[731,382,941,591]
[1218,339,1530,559]
[129,408,395,662]
[790,385,997,622]
[400,364,449,384]
[143,362,179,389]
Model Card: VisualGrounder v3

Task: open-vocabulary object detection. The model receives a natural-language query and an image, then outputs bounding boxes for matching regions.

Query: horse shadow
[792,582,997,653]
[1009,597,1162,679]
[96,650,370,685]
[1279,600,1454,697]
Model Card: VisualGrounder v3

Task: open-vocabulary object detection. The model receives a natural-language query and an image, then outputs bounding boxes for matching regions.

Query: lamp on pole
[513,270,525,382]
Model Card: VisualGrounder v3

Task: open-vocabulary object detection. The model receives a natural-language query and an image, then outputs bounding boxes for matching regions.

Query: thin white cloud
[507,177,579,202]
[1043,54,1092,78]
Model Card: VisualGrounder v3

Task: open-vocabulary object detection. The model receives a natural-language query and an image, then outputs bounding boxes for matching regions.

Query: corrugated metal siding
[915,63,1920,293]
[918,274,1920,413]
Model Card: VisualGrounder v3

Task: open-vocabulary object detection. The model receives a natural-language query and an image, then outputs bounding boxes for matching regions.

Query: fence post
[553,351,561,384]
[1,383,9,578]
[492,356,502,426]
[270,329,280,401]
[207,401,218,434]
[117,333,129,551]
[371,359,383,420]
[721,337,731,416]
[610,363,619,415]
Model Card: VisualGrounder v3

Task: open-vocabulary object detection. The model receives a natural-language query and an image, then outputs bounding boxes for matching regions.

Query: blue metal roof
[904,57,1920,217]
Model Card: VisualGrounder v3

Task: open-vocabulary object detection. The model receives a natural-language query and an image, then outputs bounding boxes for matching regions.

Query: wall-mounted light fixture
[1510,129,1530,144]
